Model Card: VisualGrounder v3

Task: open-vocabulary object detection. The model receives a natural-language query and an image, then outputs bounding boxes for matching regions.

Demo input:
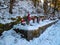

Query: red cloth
[27,13,31,21]
[21,18,25,23]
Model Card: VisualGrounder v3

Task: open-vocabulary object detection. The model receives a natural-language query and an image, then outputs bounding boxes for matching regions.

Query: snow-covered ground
[13,19,58,30]
[0,0,35,24]
[0,20,60,45]
[0,0,60,45]
[0,0,44,24]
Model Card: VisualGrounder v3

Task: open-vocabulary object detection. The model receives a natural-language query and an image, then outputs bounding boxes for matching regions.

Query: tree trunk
[9,0,15,14]
[52,0,57,15]
[43,0,48,15]
[0,2,1,5]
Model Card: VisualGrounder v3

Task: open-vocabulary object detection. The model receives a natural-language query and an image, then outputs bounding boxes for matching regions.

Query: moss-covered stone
[0,24,4,35]
[0,24,4,28]
[32,30,40,37]
[0,16,21,35]
[11,18,16,20]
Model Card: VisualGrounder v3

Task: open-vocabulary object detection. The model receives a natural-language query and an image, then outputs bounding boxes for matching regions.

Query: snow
[13,19,58,30]
[13,1,36,16]
[0,19,14,24]
[0,4,8,9]
[13,24,39,30]
[0,0,4,3]
[0,20,60,45]
[0,0,45,24]
[41,0,44,4]
[17,1,35,13]
[0,0,36,24]
[0,0,60,45]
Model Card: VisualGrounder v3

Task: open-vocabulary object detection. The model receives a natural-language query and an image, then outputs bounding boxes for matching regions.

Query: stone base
[14,20,58,41]
[14,29,40,40]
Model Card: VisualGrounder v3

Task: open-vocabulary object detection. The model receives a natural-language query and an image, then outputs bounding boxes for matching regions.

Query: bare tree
[43,0,48,15]
[9,0,15,14]
[52,0,58,15]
